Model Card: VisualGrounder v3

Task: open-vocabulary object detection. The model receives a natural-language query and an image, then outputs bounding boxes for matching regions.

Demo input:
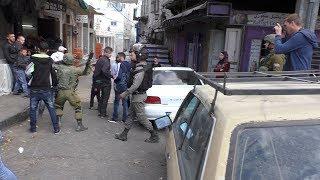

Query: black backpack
[128,64,153,93]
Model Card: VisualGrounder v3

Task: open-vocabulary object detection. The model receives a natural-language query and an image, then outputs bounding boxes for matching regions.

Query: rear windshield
[233,125,320,180]
[153,70,202,85]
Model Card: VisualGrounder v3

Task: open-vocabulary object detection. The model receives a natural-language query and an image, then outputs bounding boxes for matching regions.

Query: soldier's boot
[115,128,129,141]
[145,130,159,143]
[75,119,88,132]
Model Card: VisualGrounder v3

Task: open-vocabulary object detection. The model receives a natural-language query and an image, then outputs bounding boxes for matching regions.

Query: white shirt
[50,52,64,62]
[111,62,121,79]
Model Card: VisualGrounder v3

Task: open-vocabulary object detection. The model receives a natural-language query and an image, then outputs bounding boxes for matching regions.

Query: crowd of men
[2,33,160,143]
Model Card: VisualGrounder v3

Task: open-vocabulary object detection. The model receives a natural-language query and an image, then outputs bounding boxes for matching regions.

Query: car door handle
[166,153,171,160]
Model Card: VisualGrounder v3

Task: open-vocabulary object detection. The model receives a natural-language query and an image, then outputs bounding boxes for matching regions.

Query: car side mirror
[155,114,172,130]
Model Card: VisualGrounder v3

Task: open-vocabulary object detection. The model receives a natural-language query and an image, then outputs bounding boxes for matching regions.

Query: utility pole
[296,0,320,31]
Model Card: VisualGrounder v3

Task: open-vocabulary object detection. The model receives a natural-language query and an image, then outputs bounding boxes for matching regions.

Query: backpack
[115,63,130,93]
[128,64,153,93]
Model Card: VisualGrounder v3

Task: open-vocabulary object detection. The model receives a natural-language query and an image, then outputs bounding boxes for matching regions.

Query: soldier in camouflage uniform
[259,34,286,71]
[115,44,159,143]
[54,53,92,132]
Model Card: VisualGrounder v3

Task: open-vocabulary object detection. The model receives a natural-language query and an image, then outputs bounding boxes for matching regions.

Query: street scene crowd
[0,11,319,179]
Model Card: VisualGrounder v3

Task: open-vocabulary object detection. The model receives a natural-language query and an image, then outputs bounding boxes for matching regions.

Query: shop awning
[162,1,231,29]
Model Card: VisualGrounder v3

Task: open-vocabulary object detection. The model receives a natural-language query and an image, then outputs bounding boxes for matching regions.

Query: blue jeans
[112,89,128,122]
[29,89,59,131]
[13,68,29,95]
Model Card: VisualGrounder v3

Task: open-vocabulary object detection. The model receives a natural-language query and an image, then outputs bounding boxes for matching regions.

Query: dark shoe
[99,114,107,119]
[145,130,159,143]
[29,128,36,133]
[76,120,88,132]
[114,128,129,141]
[12,92,20,95]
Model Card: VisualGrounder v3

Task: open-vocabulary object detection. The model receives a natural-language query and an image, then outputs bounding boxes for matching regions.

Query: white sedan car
[145,67,203,120]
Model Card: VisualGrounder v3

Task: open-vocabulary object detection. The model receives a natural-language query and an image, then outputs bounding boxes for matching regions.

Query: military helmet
[131,43,148,61]
[264,34,276,44]
[63,53,74,65]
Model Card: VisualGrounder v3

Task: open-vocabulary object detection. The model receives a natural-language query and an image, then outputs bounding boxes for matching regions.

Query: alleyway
[1,75,166,180]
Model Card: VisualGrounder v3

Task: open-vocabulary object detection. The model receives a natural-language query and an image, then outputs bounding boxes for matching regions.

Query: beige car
[155,75,320,180]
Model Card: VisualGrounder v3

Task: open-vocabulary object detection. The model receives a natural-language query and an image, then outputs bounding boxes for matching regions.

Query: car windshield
[153,70,201,85]
[233,124,320,180]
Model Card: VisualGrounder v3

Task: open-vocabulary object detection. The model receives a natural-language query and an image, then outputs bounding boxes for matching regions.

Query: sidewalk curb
[0,107,29,130]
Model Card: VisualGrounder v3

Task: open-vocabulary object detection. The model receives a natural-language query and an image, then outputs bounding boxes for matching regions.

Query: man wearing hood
[274,13,318,71]
[28,41,60,134]
[54,53,93,132]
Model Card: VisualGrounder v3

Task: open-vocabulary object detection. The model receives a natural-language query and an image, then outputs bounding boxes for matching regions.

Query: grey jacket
[123,61,147,102]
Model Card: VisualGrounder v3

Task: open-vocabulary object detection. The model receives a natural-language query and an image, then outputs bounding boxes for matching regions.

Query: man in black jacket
[29,41,60,134]
[2,33,16,65]
[2,33,17,89]
[93,46,113,118]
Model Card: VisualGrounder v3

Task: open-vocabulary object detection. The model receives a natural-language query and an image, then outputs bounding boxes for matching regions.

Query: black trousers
[89,84,101,108]
[98,83,111,116]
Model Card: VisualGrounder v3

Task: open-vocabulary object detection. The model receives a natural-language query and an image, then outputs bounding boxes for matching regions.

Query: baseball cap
[58,46,67,52]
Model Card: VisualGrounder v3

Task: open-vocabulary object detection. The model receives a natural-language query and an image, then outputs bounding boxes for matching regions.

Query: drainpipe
[296,0,320,31]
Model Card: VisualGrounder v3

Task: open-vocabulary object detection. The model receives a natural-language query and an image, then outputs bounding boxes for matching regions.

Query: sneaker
[54,129,61,135]
[89,106,93,110]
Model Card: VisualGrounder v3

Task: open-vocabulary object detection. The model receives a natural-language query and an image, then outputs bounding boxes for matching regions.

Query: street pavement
[1,75,167,180]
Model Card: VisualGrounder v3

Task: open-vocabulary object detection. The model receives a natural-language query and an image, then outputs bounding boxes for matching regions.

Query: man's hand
[120,92,125,99]
[274,23,282,36]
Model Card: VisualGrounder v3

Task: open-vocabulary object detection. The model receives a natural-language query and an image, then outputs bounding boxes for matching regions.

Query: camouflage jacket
[54,63,92,90]
[260,50,286,71]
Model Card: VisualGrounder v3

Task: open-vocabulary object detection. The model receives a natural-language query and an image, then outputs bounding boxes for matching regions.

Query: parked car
[145,67,202,121]
[155,71,320,180]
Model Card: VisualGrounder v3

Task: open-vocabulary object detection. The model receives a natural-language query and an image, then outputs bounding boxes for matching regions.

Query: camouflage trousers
[124,101,154,131]
[55,90,82,120]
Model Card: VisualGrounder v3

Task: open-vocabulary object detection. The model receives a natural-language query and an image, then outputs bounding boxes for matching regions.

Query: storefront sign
[248,39,262,71]
[247,12,287,27]
[208,3,231,16]
[76,15,88,23]
[231,11,287,27]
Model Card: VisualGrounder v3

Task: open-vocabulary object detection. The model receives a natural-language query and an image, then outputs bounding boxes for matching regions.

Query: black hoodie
[30,53,58,90]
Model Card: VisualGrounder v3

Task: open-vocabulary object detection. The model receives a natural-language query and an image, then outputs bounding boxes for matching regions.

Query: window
[173,94,199,148]
[153,70,202,85]
[179,104,213,180]
[232,124,320,180]
[151,0,159,13]
[141,0,149,16]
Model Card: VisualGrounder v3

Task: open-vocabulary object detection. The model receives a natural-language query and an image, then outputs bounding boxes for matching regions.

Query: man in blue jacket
[111,52,131,123]
[274,13,318,71]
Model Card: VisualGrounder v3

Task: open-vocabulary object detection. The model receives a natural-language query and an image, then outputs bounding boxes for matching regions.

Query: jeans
[8,64,15,91]
[13,68,29,95]
[98,83,111,116]
[29,89,59,131]
[112,89,128,122]
[90,84,101,108]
